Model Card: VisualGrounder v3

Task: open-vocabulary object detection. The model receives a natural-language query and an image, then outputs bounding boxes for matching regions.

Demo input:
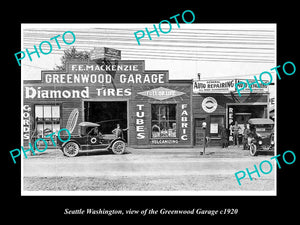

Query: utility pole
[201,122,207,155]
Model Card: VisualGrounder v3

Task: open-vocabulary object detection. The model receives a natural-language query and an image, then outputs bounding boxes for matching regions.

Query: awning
[248,118,274,125]
[78,122,100,127]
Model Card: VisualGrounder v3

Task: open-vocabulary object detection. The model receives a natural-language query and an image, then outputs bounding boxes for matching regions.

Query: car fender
[61,139,82,149]
[108,138,126,148]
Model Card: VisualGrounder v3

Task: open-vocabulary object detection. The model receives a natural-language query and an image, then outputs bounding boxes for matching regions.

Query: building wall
[192,93,269,146]
[23,59,193,148]
[130,84,192,148]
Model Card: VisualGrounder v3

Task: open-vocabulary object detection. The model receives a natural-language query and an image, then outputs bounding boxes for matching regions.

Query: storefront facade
[192,79,269,146]
[23,59,193,148]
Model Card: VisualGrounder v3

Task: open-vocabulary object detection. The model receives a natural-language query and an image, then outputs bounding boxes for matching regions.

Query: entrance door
[194,118,206,146]
[84,101,128,142]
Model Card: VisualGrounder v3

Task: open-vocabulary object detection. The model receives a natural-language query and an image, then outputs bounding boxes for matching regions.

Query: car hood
[257,132,273,139]
[102,134,115,139]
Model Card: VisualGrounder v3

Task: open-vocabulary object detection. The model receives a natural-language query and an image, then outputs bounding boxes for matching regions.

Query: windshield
[79,126,87,136]
[254,124,274,133]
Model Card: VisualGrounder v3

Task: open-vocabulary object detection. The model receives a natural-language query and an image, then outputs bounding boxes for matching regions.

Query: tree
[54,46,89,70]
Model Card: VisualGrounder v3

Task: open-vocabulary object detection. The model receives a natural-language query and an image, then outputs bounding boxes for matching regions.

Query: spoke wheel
[111,140,126,155]
[63,142,80,157]
[249,144,257,156]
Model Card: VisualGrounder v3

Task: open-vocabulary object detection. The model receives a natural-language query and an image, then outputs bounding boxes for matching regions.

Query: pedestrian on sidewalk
[243,123,250,150]
[232,121,241,148]
[220,125,228,148]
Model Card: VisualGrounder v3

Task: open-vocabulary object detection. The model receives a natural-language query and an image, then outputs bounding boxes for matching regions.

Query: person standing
[220,126,228,149]
[243,123,250,150]
[112,124,128,139]
[232,121,241,148]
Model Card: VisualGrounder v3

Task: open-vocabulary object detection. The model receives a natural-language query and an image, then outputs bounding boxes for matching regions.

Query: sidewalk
[26,145,273,159]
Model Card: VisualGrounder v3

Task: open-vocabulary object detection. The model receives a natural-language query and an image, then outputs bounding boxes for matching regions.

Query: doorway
[194,118,206,146]
[84,101,128,142]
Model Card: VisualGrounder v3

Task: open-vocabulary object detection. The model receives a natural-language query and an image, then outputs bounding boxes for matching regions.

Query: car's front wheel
[63,141,80,157]
[111,140,126,155]
[249,143,257,156]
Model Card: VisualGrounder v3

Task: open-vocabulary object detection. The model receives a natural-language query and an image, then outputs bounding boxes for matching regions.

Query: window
[210,115,224,138]
[35,105,60,138]
[151,104,177,138]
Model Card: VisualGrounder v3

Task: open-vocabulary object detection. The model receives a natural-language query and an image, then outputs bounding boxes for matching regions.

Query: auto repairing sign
[193,80,236,93]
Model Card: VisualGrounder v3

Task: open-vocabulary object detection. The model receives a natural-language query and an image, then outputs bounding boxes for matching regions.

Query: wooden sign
[90,47,121,60]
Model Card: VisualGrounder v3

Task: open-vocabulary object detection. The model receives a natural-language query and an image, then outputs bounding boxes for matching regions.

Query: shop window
[35,105,60,138]
[151,104,177,138]
[210,115,224,138]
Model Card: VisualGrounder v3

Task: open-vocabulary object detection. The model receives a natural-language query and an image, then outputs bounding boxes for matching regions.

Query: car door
[86,134,112,150]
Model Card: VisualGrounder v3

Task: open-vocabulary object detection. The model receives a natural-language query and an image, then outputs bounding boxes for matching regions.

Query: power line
[21,43,275,55]
[24,34,274,45]
[20,50,274,63]
[22,27,275,64]
[23,29,275,39]
[23,41,275,50]
[23,27,275,33]
[22,64,49,70]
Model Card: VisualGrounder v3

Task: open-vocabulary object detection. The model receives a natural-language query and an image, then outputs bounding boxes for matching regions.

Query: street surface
[22,146,276,193]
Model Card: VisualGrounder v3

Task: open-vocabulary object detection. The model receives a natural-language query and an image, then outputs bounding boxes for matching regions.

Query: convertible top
[78,122,100,127]
[248,118,274,125]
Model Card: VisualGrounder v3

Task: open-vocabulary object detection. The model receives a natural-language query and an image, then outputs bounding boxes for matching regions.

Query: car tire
[63,141,80,157]
[111,140,126,155]
[249,144,258,156]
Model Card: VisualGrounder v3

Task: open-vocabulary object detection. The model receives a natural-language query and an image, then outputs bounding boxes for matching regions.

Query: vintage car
[56,122,126,157]
[248,118,275,156]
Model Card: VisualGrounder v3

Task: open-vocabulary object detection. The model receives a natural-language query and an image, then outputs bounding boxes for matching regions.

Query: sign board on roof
[90,47,121,60]
[193,80,236,93]
[193,79,269,94]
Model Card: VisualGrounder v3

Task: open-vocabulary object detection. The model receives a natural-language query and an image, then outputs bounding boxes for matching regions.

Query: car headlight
[271,141,274,145]
[258,140,262,145]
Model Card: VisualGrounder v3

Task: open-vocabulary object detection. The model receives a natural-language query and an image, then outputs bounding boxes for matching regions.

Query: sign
[180,104,189,140]
[150,139,179,145]
[210,123,218,134]
[66,60,144,73]
[138,87,185,101]
[193,80,235,93]
[23,105,31,140]
[90,47,121,60]
[24,86,132,99]
[235,79,269,93]
[43,72,167,85]
[202,97,218,113]
[39,60,168,86]
[228,107,234,141]
[136,104,145,139]
[193,79,268,93]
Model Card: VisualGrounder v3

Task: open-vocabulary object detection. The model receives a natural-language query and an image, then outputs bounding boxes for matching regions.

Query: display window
[35,105,60,138]
[151,104,177,138]
[210,115,225,138]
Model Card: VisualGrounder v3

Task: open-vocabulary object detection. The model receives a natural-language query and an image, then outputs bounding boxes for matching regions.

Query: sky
[21,23,276,97]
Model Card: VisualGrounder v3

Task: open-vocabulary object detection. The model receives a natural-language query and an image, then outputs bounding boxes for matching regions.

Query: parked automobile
[248,118,274,156]
[56,122,126,157]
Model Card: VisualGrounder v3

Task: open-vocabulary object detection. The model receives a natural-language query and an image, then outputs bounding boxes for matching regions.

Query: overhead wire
[22,27,275,63]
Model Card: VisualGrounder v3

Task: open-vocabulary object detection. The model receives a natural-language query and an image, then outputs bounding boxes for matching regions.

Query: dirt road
[22,147,276,193]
